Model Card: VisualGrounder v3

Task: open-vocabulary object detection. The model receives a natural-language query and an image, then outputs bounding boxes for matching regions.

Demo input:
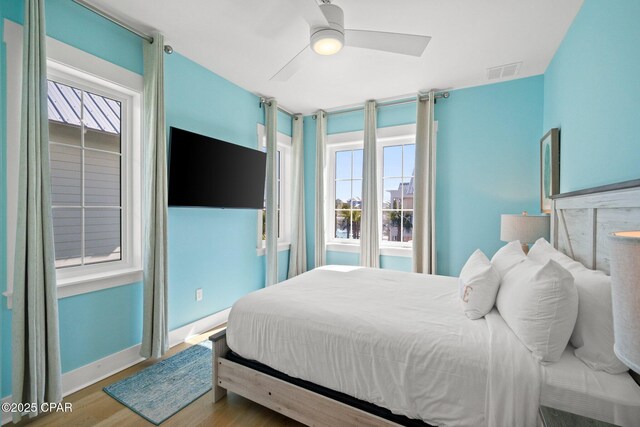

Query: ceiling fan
[270,0,431,81]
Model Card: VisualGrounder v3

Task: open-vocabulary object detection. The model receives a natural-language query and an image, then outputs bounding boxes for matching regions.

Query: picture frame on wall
[540,128,560,213]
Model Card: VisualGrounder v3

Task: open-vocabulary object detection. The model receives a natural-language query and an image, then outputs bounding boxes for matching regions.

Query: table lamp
[500,211,550,254]
[609,231,640,385]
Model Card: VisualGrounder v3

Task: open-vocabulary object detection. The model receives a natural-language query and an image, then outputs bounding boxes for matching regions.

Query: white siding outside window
[48,79,124,268]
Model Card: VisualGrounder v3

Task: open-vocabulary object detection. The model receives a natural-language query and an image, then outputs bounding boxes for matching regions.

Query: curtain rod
[259,98,298,119]
[72,0,173,53]
[73,0,152,42]
[312,92,450,119]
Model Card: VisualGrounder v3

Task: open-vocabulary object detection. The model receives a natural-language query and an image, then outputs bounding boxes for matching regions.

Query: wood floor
[13,329,302,427]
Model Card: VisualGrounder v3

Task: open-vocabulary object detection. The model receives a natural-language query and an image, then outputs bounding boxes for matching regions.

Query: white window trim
[3,20,143,308]
[377,132,417,250]
[255,123,292,256]
[325,123,436,259]
[326,241,412,257]
[326,138,362,246]
[256,242,293,257]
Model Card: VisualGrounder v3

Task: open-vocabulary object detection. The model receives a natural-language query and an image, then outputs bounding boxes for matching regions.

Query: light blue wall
[436,77,543,275]
[543,0,640,192]
[0,0,289,398]
[327,251,359,267]
[58,285,143,372]
[324,251,412,272]
[304,76,544,277]
[165,52,290,328]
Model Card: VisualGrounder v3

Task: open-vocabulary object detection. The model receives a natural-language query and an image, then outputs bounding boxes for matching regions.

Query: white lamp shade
[500,214,550,243]
[609,231,640,373]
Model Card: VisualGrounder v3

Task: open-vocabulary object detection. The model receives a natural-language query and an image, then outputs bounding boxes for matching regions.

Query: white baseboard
[168,308,230,348]
[61,345,145,398]
[1,308,230,426]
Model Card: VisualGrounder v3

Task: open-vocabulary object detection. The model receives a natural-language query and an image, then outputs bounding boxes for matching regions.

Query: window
[326,124,429,257]
[4,20,143,303]
[256,124,291,253]
[48,79,123,268]
[381,143,415,244]
[333,149,362,241]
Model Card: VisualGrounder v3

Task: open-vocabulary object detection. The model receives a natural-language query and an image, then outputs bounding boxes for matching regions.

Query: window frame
[3,20,143,307]
[326,139,363,245]
[377,137,417,249]
[325,123,433,258]
[46,67,140,282]
[256,124,292,255]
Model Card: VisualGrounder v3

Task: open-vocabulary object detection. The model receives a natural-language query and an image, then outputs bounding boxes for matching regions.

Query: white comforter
[227,266,540,426]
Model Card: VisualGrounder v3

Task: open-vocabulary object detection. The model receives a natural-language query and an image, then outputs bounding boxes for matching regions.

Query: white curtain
[265,99,279,286]
[12,0,62,422]
[288,114,307,278]
[140,33,169,359]
[314,110,327,268]
[413,91,437,274]
[360,100,380,268]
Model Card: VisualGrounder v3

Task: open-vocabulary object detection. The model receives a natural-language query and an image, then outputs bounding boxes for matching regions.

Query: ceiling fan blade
[270,45,312,82]
[345,30,431,57]
[298,0,330,28]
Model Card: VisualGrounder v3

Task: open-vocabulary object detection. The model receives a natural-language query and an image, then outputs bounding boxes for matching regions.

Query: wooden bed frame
[550,178,640,386]
[209,329,400,426]
[550,179,640,275]
[210,179,640,426]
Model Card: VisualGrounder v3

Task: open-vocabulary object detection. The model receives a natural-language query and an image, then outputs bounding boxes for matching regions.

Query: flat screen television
[168,127,266,209]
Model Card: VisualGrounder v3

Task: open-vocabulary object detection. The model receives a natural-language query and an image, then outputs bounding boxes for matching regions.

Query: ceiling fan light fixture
[311,28,344,55]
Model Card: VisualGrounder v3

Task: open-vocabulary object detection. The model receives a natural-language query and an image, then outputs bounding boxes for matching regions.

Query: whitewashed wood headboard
[551,180,640,275]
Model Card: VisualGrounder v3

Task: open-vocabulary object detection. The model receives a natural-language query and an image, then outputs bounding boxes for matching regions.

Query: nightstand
[540,406,619,427]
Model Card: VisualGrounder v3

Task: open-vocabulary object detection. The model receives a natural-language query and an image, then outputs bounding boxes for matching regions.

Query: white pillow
[459,250,501,320]
[491,240,527,278]
[529,238,590,274]
[496,259,578,363]
[528,238,628,373]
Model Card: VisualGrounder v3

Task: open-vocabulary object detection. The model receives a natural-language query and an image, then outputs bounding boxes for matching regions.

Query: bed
[210,180,640,426]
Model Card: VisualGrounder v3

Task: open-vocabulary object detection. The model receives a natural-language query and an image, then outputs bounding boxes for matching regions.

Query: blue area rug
[104,341,212,425]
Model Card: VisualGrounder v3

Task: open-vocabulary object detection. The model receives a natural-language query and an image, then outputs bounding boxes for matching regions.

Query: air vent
[487,62,522,80]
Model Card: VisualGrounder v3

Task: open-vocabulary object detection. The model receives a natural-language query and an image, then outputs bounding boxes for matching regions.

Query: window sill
[326,242,412,258]
[326,242,360,253]
[3,268,143,309]
[256,242,291,256]
[380,245,413,257]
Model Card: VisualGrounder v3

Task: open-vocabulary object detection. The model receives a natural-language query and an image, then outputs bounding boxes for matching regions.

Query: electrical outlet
[196,288,203,302]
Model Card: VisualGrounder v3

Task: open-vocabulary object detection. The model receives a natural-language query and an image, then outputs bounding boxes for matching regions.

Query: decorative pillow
[490,240,527,278]
[528,238,628,373]
[496,259,578,363]
[458,250,501,320]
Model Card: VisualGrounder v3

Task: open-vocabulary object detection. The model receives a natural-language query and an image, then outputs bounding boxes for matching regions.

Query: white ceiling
[86,0,583,115]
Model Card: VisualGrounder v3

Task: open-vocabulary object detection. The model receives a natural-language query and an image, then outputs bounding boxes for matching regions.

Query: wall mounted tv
[168,127,266,209]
